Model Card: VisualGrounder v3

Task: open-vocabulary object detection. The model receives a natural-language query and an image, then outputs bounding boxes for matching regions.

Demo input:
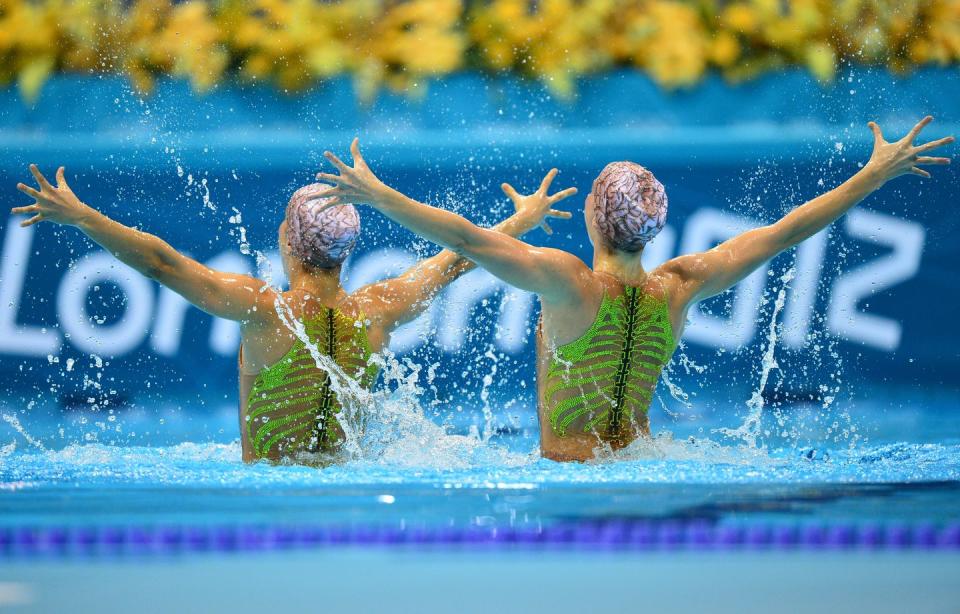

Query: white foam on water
[4,437,958,488]
[603,430,777,466]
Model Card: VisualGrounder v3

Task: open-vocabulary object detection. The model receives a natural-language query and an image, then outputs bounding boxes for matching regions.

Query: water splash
[1,413,45,452]
[716,267,795,448]
[477,347,500,442]
[268,288,518,467]
[7,436,956,489]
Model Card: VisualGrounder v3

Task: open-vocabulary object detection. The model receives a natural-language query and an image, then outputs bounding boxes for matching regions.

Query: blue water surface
[2,389,958,531]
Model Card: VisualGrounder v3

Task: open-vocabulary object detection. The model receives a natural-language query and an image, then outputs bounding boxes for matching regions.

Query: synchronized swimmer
[314,117,952,461]
[13,116,952,463]
[13,166,574,463]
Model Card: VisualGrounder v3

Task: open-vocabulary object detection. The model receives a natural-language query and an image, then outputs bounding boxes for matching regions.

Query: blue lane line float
[2,521,958,557]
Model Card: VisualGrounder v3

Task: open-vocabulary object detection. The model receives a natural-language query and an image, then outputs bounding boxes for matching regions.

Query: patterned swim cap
[590,161,668,252]
[284,183,360,269]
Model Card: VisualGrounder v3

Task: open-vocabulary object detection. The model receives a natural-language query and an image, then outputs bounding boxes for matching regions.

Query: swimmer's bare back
[12,163,577,462]
[315,119,953,461]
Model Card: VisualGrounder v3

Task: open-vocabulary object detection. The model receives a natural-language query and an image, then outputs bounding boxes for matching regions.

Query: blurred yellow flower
[805,41,836,82]
[710,31,741,68]
[621,1,709,88]
[0,0,957,101]
[468,0,615,97]
[722,4,760,35]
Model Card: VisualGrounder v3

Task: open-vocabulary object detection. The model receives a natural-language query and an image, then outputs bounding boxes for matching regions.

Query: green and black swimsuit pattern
[541,286,676,442]
[244,308,378,461]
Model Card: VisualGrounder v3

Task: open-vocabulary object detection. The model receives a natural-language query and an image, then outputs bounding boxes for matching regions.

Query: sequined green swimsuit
[541,286,676,439]
[245,308,377,460]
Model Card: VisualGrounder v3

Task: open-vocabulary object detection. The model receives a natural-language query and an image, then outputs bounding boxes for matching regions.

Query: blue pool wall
[0,68,957,413]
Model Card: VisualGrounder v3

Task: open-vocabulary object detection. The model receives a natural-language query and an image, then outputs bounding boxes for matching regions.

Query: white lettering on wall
[0,222,62,355]
[56,253,154,355]
[494,286,535,352]
[342,247,414,293]
[679,208,770,349]
[345,248,535,354]
[782,228,829,348]
[437,270,511,352]
[827,209,925,351]
[0,206,929,361]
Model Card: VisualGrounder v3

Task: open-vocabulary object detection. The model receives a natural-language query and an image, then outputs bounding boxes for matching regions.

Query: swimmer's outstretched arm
[352,169,576,327]
[316,139,591,304]
[661,117,954,306]
[13,166,273,322]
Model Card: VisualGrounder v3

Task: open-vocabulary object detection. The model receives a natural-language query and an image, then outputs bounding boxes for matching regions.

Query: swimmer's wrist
[515,211,539,232]
[72,203,100,229]
[856,164,887,189]
[371,183,411,210]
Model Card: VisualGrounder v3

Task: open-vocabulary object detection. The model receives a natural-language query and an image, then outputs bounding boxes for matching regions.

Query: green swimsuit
[541,286,676,440]
[245,308,377,460]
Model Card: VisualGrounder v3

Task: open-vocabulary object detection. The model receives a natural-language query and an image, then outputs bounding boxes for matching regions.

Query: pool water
[2,390,958,549]
[2,389,959,614]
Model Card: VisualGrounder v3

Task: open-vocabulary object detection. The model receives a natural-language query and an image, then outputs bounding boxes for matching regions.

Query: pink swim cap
[590,161,668,252]
[285,183,360,269]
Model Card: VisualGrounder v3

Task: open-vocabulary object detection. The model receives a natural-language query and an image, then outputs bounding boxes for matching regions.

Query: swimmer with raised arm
[315,118,953,462]
[12,166,576,463]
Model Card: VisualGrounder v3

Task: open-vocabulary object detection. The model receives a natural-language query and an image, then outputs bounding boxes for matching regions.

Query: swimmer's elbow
[142,250,185,283]
[770,213,827,252]
[447,237,469,256]
[447,229,485,257]
[141,238,185,281]
[446,217,500,255]
[142,258,173,282]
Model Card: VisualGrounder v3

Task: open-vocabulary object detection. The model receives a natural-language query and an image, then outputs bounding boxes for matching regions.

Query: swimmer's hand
[314,138,393,208]
[316,139,576,234]
[500,168,576,235]
[13,165,90,227]
[864,116,953,183]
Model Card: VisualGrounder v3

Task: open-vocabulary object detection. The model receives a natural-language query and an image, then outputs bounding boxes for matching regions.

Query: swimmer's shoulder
[642,270,673,300]
[646,263,695,339]
[335,293,376,325]
[537,248,603,296]
[236,285,284,332]
[650,256,693,290]
[535,246,594,275]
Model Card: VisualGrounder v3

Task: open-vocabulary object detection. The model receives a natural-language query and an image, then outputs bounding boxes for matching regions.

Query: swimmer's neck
[287,265,345,303]
[592,246,647,286]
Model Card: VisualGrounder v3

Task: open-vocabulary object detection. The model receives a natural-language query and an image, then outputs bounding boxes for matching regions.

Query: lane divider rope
[1,520,958,557]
